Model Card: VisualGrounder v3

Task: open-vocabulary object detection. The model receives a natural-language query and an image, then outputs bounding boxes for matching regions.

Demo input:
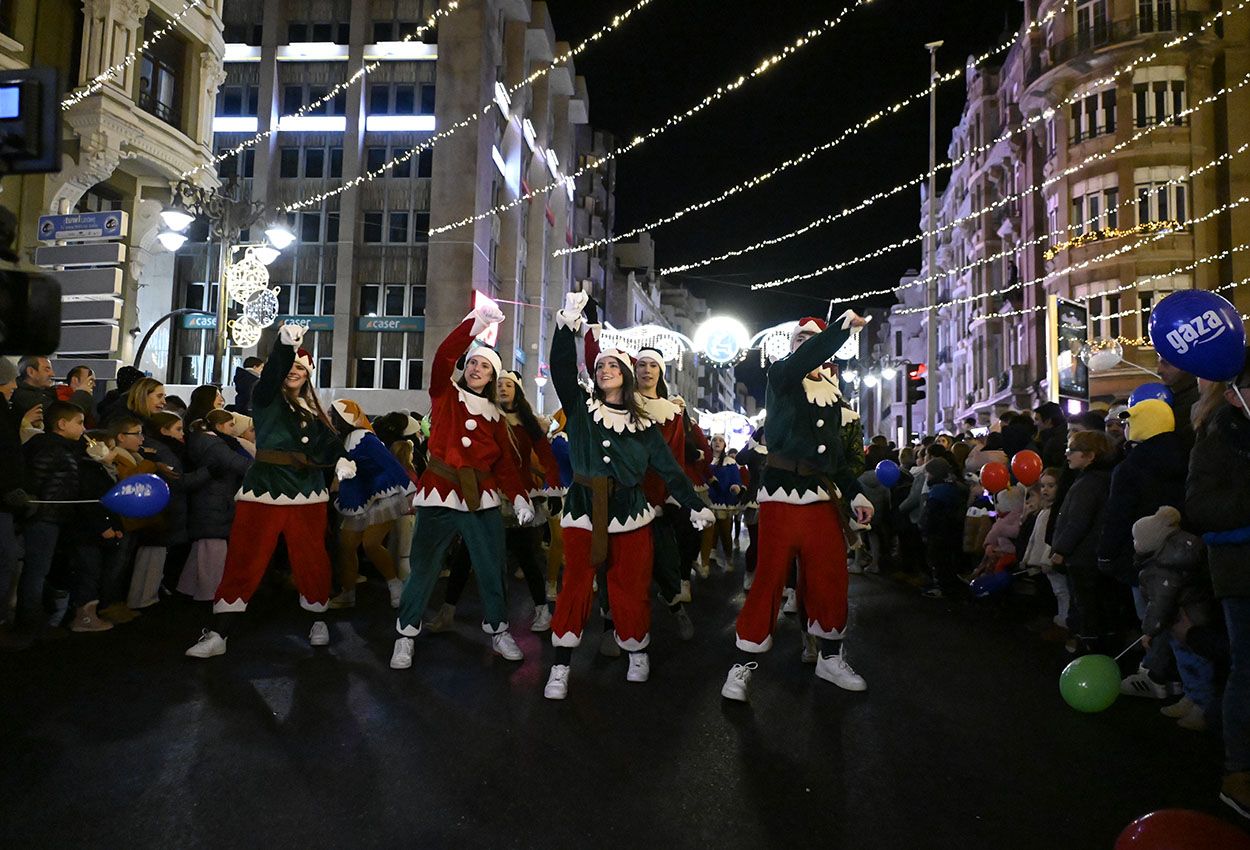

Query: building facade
[897,0,1250,433]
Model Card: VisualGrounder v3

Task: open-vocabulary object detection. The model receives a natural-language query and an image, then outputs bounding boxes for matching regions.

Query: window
[280,148,299,178]
[1069,87,1116,143]
[369,84,389,114]
[287,23,307,42]
[323,285,336,314]
[366,146,387,172]
[219,148,256,179]
[385,285,406,316]
[288,21,348,44]
[382,360,403,388]
[219,86,243,115]
[1138,0,1175,33]
[296,284,318,315]
[363,212,384,243]
[388,212,409,243]
[357,359,376,387]
[417,148,433,178]
[360,284,380,315]
[304,148,324,178]
[414,212,430,242]
[373,22,393,43]
[407,360,424,390]
[1075,0,1109,49]
[138,54,180,127]
[394,85,416,113]
[391,149,411,179]
[318,359,333,389]
[420,83,436,113]
[1046,193,1060,237]
[1137,274,1191,343]
[311,23,332,42]
[1044,115,1057,159]
[1133,67,1186,127]
[1135,166,1189,225]
[300,212,321,243]
[282,85,302,114]
[329,147,343,178]
[410,285,426,315]
[356,327,425,388]
[1070,174,1119,234]
[326,212,340,243]
[276,285,291,314]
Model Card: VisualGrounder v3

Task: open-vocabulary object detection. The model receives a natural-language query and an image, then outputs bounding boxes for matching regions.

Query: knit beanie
[1132,505,1181,555]
[925,457,952,482]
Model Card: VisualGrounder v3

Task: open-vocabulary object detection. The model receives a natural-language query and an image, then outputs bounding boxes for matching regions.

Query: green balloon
[1059,654,1121,713]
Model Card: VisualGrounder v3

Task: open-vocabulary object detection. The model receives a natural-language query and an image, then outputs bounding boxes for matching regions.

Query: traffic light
[907,362,927,404]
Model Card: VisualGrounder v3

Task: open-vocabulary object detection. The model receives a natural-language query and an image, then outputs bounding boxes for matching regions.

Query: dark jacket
[1186,405,1250,598]
[1051,460,1114,568]
[11,382,56,419]
[0,394,27,514]
[1137,529,1209,637]
[921,479,965,542]
[186,430,252,540]
[22,432,82,524]
[1097,432,1188,583]
[69,455,122,547]
[232,366,260,414]
[146,434,210,546]
[1170,374,1200,455]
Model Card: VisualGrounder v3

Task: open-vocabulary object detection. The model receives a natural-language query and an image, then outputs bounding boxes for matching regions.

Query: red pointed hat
[295,349,315,371]
[791,316,827,343]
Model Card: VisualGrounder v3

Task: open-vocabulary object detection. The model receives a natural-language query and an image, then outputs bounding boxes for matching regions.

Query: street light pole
[924,40,943,437]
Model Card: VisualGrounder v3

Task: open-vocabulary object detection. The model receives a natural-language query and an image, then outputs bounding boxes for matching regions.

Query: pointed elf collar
[589,397,648,433]
[456,385,501,421]
[802,374,843,408]
[638,393,680,424]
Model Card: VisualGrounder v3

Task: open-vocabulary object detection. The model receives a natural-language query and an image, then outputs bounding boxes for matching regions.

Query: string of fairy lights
[182,0,462,180]
[281,0,666,211]
[1087,262,1250,322]
[424,0,879,234]
[557,0,1075,259]
[750,66,1250,294]
[61,0,203,110]
[660,0,1247,283]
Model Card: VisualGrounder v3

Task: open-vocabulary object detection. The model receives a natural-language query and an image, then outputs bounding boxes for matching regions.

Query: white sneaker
[185,629,227,659]
[387,579,404,609]
[678,579,692,603]
[309,620,329,647]
[814,648,867,691]
[544,664,570,700]
[424,602,455,633]
[1120,666,1167,699]
[800,632,819,664]
[721,662,757,702]
[531,605,552,632]
[491,630,523,661]
[626,652,650,683]
[781,588,798,614]
[598,630,621,658]
[390,636,414,669]
[743,571,754,591]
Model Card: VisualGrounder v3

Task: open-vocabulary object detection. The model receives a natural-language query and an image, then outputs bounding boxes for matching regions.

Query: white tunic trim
[413,487,503,512]
[803,375,844,407]
[638,394,681,424]
[237,488,330,505]
[561,505,656,533]
[757,484,831,505]
[588,398,648,433]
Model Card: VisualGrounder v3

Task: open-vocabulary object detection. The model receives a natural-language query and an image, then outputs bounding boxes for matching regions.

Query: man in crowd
[1158,354,1200,453]
[1034,401,1069,468]
[12,355,56,418]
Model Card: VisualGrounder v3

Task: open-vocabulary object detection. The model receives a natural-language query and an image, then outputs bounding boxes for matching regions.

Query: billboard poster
[1048,295,1090,402]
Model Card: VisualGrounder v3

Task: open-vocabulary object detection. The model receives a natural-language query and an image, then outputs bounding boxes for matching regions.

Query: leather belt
[573,472,617,566]
[427,455,490,511]
[255,449,333,469]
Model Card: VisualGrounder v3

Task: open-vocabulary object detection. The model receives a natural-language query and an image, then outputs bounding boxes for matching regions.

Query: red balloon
[980,462,1011,494]
[1011,450,1043,486]
[1115,809,1250,850]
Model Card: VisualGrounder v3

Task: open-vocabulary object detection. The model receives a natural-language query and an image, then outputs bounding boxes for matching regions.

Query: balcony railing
[1030,12,1201,82]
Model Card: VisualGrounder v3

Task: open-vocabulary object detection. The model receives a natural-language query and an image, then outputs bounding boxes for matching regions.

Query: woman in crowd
[186,324,353,659]
[389,303,534,670]
[104,377,166,430]
[1022,468,1064,628]
[542,291,714,700]
[184,384,225,429]
[179,409,252,602]
[703,434,743,574]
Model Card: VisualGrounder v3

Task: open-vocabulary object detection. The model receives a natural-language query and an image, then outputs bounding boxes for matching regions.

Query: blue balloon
[1128,382,1173,407]
[1149,290,1247,381]
[874,459,901,488]
[101,473,170,519]
[971,570,1013,599]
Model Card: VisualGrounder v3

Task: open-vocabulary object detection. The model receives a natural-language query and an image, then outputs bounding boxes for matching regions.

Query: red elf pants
[213,500,332,614]
[552,524,654,652]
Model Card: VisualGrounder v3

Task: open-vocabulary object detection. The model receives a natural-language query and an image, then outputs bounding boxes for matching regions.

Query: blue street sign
[277,315,335,331]
[357,316,425,332]
[38,211,128,242]
[181,314,217,329]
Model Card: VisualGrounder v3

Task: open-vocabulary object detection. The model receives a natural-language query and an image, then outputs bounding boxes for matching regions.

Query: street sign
[53,267,122,297]
[61,299,122,323]
[58,323,119,354]
[277,315,335,331]
[37,211,128,242]
[181,314,218,329]
[35,242,127,267]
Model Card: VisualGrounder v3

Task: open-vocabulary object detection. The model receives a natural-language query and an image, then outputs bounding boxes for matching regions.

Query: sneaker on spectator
[544,664,570,700]
[390,637,414,669]
[491,630,523,661]
[848,561,864,575]
[626,652,650,683]
[1120,666,1167,699]
[70,603,113,633]
[1160,696,1195,719]
[1176,704,1206,732]
[814,648,867,691]
[721,662,757,702]
[678,579,692,603]
[185,629,227,659]
[800,632,819,664]
[781,588,798,614]
[309,621,330,646]
[328,589,355,610]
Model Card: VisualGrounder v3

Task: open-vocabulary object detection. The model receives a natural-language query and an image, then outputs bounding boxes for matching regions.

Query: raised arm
[253,326,301,410]
[551,291,590,414]
[769,314,858,388]
[432,304,505,399]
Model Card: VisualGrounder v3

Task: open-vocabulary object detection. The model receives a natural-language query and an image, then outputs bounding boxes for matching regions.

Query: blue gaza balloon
[1149,290,1247,381]
[971,570,1013,599]
[1128,382,1173,407]
[100,473,170,519]
[875,459,901,488]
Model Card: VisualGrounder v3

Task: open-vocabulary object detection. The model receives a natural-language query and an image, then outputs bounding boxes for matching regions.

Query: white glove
[334,458,357,481]
[279,323,307,347]
[563,290,589,316]
[690,507,715,531]
[850,492,874,527]
[513,496,535,526]
[473,302,506,326]
[836,310,870,331]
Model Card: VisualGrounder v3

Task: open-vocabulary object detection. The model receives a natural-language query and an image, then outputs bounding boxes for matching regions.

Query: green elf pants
[396,506,507,635]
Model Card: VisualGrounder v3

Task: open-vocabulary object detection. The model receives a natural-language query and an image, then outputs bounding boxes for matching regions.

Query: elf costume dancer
[186,323,355,658]
[721,313,873,702]
[390,303,534,669]
[543,291,714,700]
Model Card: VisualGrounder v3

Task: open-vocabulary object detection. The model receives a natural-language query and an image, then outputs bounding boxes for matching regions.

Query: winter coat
[68,455,122,548]
[922,478,965,543]
[22,432,82,524]
[232,366,260,414]
[1021,507,1053,568]
[1185,404,1250,598]
[10,382,55,419]
[856,469,891,518]
[984,509,1023,555]
[707,456,744,509]
[186,430,252,541]
[1051,461,1115,569]
[147,434,210,546]
[1137,528,1210,637]
[737,443,767,507]
[0,394,27,514]
[899,469,927,526]
[1096,431,1188,583]
[965,448,1008,478]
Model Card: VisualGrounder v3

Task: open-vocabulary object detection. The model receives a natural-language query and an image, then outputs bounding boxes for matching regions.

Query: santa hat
[465,343,502,378]
[791,316,827,344]
[635,347,667,375]
[594,348,634,377]
[331,399,372,431]
[295,349,315,372]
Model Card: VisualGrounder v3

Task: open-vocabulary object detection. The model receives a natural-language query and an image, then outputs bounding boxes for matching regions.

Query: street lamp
[157,177,291,384]
[881,365,898,380]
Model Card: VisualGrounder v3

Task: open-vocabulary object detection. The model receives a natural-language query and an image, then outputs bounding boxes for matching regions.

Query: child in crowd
[972,484,1026,580]
[68,431,125,632]
[1021,469,1065,628]
[179,409,252,602]
[921,456,967,598]
[99,416,156,623]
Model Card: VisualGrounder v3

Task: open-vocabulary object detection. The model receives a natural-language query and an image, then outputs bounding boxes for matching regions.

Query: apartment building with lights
[0,0,226,380]
[886,0,1250,434]
[175,0,609,412]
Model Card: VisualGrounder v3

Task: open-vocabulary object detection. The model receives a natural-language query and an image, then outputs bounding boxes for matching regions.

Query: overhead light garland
[1088,269,1250,321]
[669,1,1247,287]
[1043,220,1180,260]
[753,69,1250,294]
[557,0,1074,260]
[281,0,664,211]
[62,0,203,109]
[425,0,878,234]
[184,1,461,180]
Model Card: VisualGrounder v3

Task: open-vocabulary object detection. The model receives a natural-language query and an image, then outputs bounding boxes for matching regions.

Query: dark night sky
[543,0,1022,325]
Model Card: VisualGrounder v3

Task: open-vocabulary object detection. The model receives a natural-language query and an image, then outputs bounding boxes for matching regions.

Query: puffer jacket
[1186,404,1250,598]
[146,433,210,546]
[186,430,252,541]
[22,432,82,524]
[1097,431,1188,583]
[1051,460,1115,569]
[1137,528,1210,637]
